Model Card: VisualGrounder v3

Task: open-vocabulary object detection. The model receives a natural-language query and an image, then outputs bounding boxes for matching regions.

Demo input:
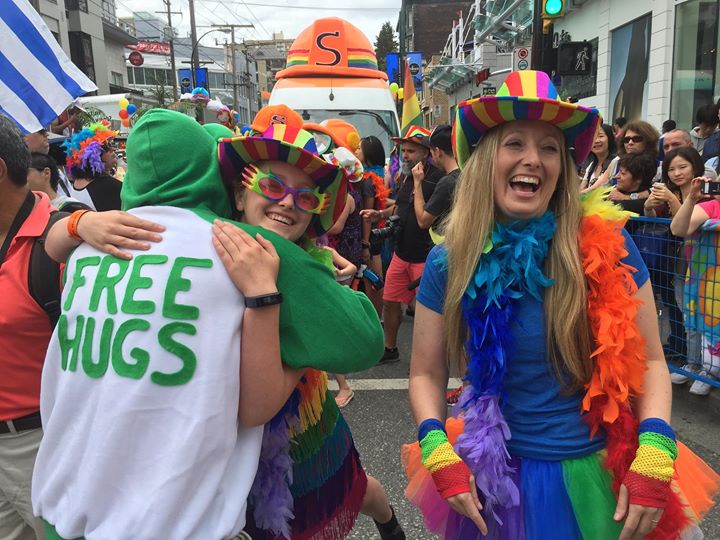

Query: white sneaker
[670,364,701,384]
[689,371,715,396]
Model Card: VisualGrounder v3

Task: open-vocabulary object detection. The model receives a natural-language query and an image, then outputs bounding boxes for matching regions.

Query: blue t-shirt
[418,228,649,461]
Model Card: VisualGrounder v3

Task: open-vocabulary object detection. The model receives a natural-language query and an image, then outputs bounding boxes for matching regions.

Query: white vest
[33,207,262,540]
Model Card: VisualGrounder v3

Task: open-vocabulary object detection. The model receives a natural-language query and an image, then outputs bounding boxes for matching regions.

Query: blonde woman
[403,71,718,539]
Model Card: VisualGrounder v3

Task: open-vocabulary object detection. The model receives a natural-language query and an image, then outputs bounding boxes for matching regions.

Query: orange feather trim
[363,171,389,212]
[580,214,647,431]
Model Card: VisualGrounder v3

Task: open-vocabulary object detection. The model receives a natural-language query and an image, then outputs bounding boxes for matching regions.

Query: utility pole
[212,24,253,113]
[188,0,200,88]
[242,39,255,120]
[156,1,181,100]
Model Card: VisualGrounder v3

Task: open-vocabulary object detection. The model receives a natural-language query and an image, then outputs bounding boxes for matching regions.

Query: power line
[235,0,270,39]
[198,0,399,11]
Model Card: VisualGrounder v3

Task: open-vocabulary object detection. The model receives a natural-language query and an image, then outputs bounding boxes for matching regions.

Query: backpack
[28,211,68,329]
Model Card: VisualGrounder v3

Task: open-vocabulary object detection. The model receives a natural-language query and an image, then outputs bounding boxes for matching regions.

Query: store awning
[427,0,533,91]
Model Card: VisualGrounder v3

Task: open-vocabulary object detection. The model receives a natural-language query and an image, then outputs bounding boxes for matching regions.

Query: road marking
[326,378,463,391]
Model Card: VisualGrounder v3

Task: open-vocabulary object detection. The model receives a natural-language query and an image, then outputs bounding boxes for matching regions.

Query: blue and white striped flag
[0,0,97,133]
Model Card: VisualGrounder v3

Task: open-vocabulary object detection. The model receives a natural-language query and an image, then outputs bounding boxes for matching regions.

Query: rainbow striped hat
[218,122,346,238]
[453,70,601,168]
[392,125,432,148]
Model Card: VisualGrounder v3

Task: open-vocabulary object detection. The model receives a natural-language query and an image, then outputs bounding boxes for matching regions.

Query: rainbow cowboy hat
[392,125,432,148]
[218,122,346,238]
[452,70,601,168]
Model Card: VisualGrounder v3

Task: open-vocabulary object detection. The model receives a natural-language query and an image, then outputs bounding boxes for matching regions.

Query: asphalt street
[334,312,720,540]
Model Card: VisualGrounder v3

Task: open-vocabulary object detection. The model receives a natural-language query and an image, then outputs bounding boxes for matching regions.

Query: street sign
[513,47,531,71]
[557,41,593,76]
[482,87,497,95]
[128,51,144,67]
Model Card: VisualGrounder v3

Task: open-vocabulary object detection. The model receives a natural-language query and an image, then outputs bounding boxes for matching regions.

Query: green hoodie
[120,109,382,372]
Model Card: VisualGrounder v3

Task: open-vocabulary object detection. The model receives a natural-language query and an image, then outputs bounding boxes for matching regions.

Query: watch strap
[245,292,283,308]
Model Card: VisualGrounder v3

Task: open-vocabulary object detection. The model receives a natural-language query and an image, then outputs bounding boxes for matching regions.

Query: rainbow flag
[401,58,422,133]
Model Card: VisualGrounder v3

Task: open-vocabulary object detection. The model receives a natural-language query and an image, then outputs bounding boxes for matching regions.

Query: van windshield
[298,109,399,155]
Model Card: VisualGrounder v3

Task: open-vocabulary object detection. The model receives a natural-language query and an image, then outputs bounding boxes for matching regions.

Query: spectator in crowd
[0,114,57,539]
[662,119,677,134]
[612,115,627,148]
[670,173,720,395]
[50,105,82,136]
[24,128,49,155]
[611,152,655,214]
[63,121,122,211]
[619,120,660,159]
[360,126,444,363]
[663,129,718,179]
[355,136,389,319]
[702,99,720,162]
[690,103,720,156]
[412,125,459,230]
[28,153,89,212]
[658,119,676,161]
[647,147,706,385]
[603,120,660,203]
[580,123,618,192]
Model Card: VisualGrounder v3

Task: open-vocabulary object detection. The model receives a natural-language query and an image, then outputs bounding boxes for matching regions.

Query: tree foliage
[374,21,398,73]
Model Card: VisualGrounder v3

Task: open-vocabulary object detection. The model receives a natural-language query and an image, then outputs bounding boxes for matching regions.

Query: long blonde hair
[443,126,593,391]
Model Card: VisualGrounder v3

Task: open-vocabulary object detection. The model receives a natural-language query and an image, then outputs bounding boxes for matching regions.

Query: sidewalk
[672,382,720,416]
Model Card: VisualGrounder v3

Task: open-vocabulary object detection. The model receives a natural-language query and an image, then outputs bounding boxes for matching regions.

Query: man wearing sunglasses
[361,125,444,363]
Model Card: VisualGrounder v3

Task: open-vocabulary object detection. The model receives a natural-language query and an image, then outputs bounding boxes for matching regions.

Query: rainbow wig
[63,120,118,178]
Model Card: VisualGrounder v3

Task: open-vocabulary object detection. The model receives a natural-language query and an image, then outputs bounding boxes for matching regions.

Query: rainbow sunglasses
[241,164,330,214]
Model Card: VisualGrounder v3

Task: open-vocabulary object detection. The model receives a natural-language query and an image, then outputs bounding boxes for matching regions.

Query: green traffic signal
[544,0,564,16]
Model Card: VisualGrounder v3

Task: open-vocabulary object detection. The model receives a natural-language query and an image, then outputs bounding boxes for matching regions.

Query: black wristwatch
[245,292,283,308]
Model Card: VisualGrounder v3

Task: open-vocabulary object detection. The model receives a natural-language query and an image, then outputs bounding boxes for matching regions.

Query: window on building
[111,71,123,86]
[133,67,145,85]
[145,68,157,86]
[127,67,134,84]
[68,32,95,81]
[670,0,719,130]
[66,0,88,12]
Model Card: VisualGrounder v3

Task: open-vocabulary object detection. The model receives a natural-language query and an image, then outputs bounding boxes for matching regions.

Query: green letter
[162,257,213,320]
[63,257,101,311]
[111,319,151,379]
[152,322,198,386]
[57,314,84,372]
[89,257,130,314]
[81,317,113,378]
[121,255,168,315]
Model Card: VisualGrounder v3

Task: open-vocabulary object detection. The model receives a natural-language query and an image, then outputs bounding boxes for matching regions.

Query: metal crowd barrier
[628,216,720,390]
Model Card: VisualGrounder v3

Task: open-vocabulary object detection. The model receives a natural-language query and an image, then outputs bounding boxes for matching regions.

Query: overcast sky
[116,0,402,48]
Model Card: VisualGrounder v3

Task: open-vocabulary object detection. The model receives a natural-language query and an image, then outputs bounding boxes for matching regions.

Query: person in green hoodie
[32,109,384,540]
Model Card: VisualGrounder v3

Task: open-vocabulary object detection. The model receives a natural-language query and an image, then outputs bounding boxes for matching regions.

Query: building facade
[28,0,71,56]
[551,0,719,130]
[423,0,533,125]
[245,32,294,100]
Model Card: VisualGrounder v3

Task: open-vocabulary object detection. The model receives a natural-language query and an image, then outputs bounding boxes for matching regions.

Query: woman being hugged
[403,71,719,539]
[217,107,405,540]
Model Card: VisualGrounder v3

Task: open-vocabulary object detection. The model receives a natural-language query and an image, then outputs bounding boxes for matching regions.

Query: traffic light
[542,0,566,18]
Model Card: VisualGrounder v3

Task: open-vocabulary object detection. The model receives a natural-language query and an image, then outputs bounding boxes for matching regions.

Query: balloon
[240,124,251,135]
[389,82,399,93]
[121,118,130,127]
[126,104,137,115]
[118,98,129,109]
[397,88,404,100]
[119,109,129,119]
